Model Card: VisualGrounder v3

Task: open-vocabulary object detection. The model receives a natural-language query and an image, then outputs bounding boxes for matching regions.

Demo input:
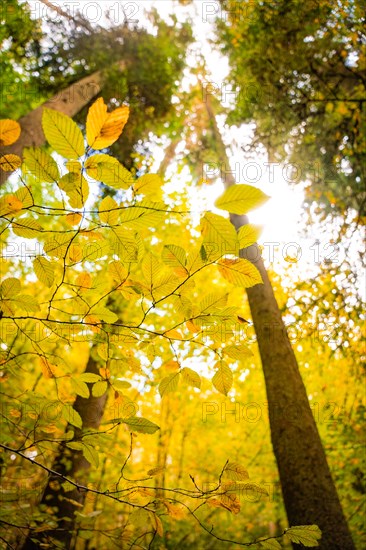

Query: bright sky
[25,0,364,293]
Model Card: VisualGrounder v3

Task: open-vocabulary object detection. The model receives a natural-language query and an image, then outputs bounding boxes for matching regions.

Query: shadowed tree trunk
[22,354,109,549]
[204,94,355,550]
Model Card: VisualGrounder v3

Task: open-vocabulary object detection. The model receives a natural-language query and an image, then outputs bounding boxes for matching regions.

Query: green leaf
[85,154,133,189]
[259,539,282,549]
[215,184,269,215]
[33,257,55,287]
[23,147,59,182]
[42,108,85,160]
[70,378,90,398]
[181,367,201,389]
[285,525,322,547]
[218,258,262,288]
[159,372,180,397]
[212,361,233,396]
[82,443,99,468]
[62,405,83,429]
[123,417,160,434]
[92,381,108,397]
[66,441,83,451]
[237,224,263,248]
[79,373,102,383]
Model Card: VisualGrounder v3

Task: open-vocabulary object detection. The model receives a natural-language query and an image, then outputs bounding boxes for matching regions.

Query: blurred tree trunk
[22,354,108,549]
[204,94,355,550]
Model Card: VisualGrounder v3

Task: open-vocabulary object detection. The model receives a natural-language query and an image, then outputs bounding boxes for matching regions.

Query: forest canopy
[0,1,364,549]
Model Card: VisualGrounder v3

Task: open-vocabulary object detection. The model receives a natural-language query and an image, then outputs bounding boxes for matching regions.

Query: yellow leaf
[149,512,163,537]
[40,357,57,379]
[186,320,200,333]
[68,244,83,263]
[212,360,233,396]
[65,213,82,226]
[147,466,165,476]
[181,367,201,389]
[12,217,43,238]
[134,174,163,200]
[1,278,21,298]
[85,153,133,189]
[0,194,23,217]
[201,212,238,259]
[75,273,92,291]
[99,196,119,225]
[164,329,184,340]
[0,119,21,146]
[164,501,186,519]
[224,462,249,481]
[237,224,262,248]
[218,258,262,288]
[215,184,269,215]
[86,97,129,149]
[23,147,59,182]
[159,372,180,397]
[33,257,55,287]
[0,154,22,171]
[42,108,85,159]
[109,261,128,285]
[58,172,89,208]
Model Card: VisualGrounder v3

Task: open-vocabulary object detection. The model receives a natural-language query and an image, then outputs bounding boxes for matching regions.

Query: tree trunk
[22,354,108,550]
[0,61,126,187]
[205,95,355,549]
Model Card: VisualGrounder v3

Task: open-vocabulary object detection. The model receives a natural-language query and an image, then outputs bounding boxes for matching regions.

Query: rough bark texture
[22,355,108,549]
[205,95,355,549]
[0,61,126,186]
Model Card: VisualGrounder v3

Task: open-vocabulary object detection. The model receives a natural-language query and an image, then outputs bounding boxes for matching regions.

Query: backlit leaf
[218,258,262,288]
[86,97,129,149]
[0,154,22,171]
[42,108,85,159]
[123,417,160,434]
[159,372,180,397]
[23,147,59,182]
[0,119,21,146]
[212,361,233,395]
[33,257,55,287]
[215,184,269,215]
[85,153,133,189]
[285,525,322,547]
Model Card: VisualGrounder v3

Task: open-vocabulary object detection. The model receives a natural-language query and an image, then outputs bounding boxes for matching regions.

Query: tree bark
[22,354,109,550]
[0,61,126,187]
[205,95,355,549]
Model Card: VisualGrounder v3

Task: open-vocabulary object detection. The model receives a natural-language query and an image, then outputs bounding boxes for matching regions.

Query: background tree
[215,0,365,219]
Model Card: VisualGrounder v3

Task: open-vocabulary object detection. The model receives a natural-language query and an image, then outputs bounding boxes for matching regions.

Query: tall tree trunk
[0,61,126,187]
[22,354,108,550]
[204,95,355,549]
